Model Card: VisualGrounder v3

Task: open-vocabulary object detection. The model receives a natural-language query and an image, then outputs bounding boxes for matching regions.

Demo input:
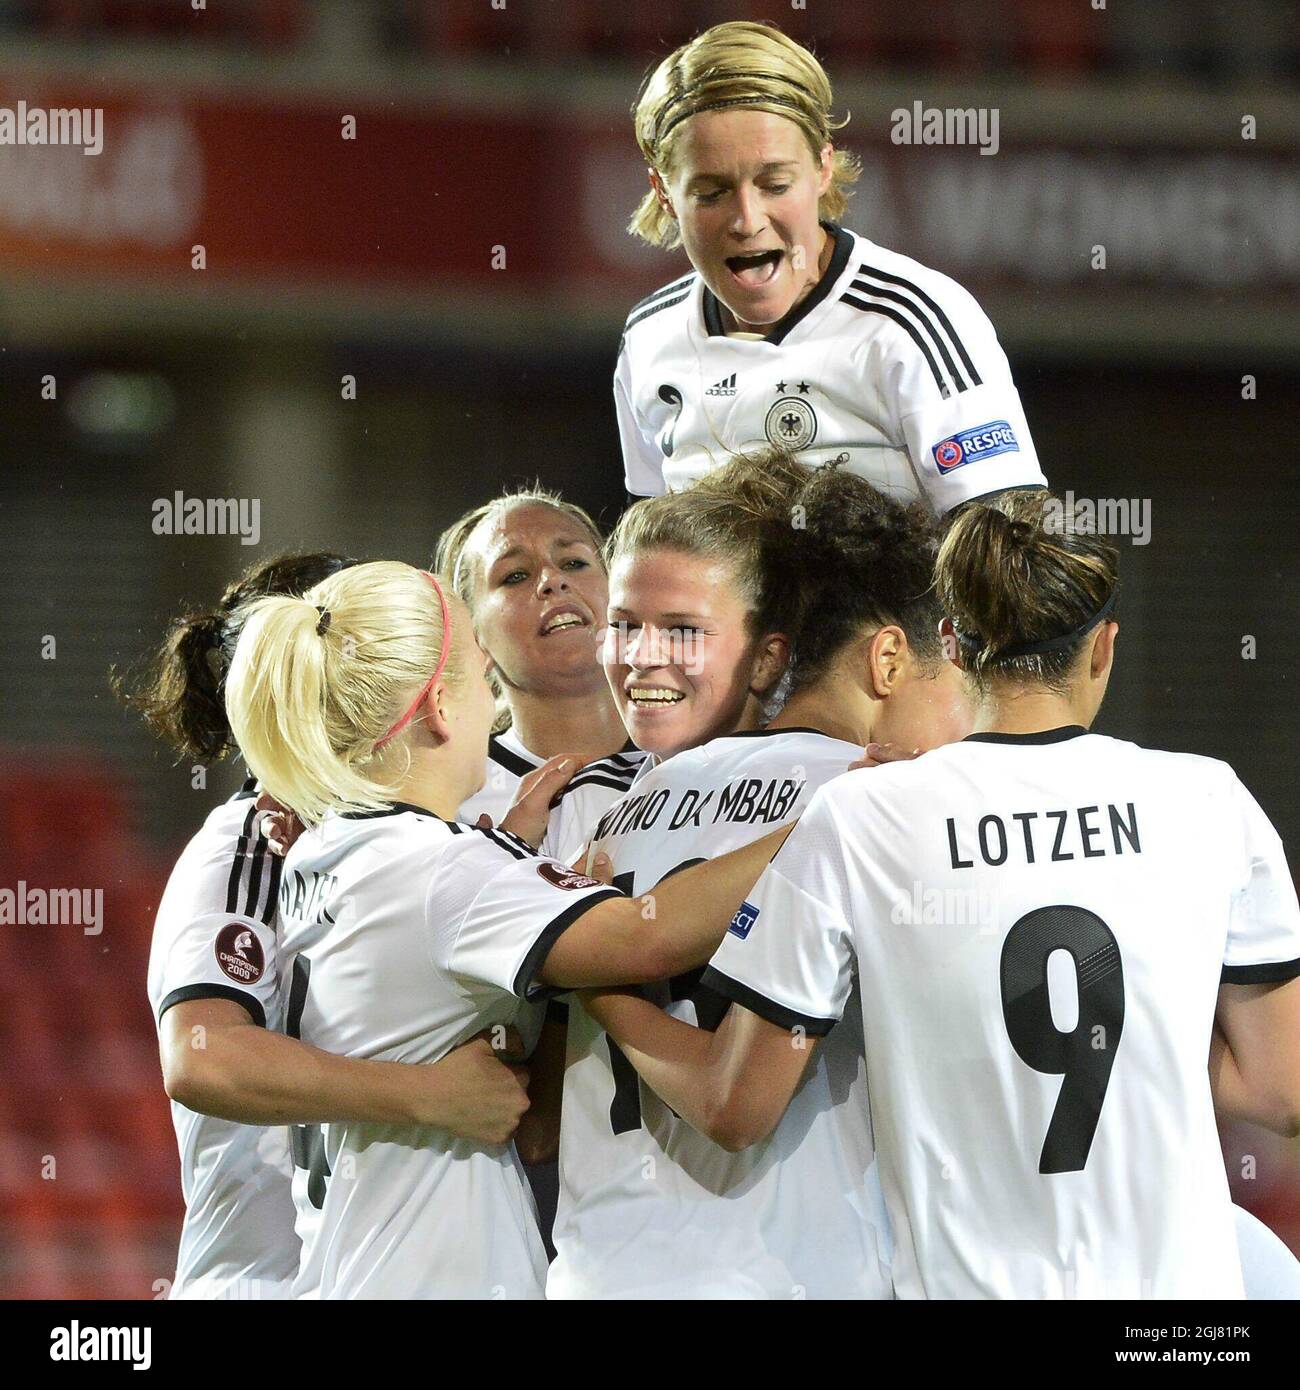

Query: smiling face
[658,108,833,330]
[464,502,608,698]
[603,546,783,760]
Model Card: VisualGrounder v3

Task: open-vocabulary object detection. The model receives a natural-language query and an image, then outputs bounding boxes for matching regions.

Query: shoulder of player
[842,234,992,327]
[154,799,282,941]
[699,727,860,777]
[552,749,648,801]
[836,234,1001,387]
[621,270,698,338]
[486,732,543,779]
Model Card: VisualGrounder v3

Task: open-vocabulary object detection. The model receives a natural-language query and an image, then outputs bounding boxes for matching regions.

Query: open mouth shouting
[725,248,784,290]
[538,603,589,637]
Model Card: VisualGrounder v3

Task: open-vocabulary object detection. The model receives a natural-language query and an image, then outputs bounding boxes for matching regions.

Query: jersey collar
[701,222,854,346]
[340,801,446,821]
[716,725,842,742]
[964,726,1090,745]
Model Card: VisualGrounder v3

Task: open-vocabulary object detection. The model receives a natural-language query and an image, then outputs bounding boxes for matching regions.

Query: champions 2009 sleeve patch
[156,911,281,1028]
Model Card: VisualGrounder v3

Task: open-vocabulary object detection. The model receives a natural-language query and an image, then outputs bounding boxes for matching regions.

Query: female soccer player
[617,20,1046,514]
[598,492,1300,1298]
[123,554,534,1299]
[550,453,973,1299]
[223,560,791,1297]
[436,486,642,858]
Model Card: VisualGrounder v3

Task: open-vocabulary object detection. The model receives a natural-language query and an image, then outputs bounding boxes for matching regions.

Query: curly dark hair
[111,550,358,764]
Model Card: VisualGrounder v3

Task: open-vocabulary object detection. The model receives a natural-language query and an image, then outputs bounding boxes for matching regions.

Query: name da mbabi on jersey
[594,775,806,842]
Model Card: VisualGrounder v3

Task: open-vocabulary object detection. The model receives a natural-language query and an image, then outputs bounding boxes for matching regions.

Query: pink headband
[374,571,453,749]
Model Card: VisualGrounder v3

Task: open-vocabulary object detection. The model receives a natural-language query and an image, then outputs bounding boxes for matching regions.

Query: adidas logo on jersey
[705,373,738,396]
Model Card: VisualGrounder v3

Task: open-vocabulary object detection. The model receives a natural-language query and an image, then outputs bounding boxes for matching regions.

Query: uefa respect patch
[932,420,1019,474]
[728,900,760,940]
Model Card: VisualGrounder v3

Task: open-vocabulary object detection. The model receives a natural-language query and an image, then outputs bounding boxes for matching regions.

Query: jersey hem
[1221,957,1300,985]
[514,888,623,1001]
[699,965,838,1037]
[158,982,267,1028]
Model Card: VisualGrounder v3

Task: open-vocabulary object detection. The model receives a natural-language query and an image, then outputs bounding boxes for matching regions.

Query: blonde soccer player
[617,20,1045,513]
[121,554,533,1299]
[437,487,643,860]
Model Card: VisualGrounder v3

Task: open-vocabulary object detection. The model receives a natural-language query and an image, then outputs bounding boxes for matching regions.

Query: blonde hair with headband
[225,561,462,825]
[630,20,861,249]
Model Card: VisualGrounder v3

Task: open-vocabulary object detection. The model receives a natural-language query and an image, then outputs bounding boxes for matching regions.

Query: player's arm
[1212,772,1300,1137]
[1211,979,1300,1138]
[159,999,530,1144]
[615,344,665,499]
[876,272,1046,514]
[579,989,817,1151]
[537,824,795,988]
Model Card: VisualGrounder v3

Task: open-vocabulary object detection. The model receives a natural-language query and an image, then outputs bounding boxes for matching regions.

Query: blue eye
[502,571,527,585]
[563,558,589,571]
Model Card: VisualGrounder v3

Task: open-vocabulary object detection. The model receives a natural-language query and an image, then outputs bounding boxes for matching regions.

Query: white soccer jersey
[708,727,1300,1299]
[549,728,890,1301]
[617,223,1046,514]
[146,778,299,1300]
[458,728,645,863]
[277,804,619,1299]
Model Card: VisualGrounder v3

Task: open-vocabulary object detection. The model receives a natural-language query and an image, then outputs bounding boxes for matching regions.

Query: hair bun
[1006,517,1037,550]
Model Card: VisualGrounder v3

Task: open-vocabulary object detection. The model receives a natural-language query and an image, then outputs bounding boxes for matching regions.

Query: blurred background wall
[0,0,1296,1297]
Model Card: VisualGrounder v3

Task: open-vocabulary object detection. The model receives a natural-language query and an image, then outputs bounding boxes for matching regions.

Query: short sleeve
[1221,774,1300,983]
[878,279,1046,514]
[156,911,282,1028]
[615,344,665,498]
[702,797,856,1036]
[428,828,621,1001]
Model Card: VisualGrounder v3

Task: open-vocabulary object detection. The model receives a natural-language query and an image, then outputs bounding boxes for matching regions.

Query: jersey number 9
[999,905,1126,1175]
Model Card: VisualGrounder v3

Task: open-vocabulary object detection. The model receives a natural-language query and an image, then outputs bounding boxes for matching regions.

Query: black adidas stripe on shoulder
[224,803,279,923]
[554,748,644,797]
[625,272,696,323]
[842,262,983,399]
[488,735,542,780]
[473,824,533,861]
[624,279,695,334]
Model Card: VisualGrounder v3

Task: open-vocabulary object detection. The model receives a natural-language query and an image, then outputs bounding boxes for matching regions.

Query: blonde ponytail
[225,561,459,824]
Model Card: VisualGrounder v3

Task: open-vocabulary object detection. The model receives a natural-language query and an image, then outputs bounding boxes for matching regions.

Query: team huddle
[125,22,1300,1300]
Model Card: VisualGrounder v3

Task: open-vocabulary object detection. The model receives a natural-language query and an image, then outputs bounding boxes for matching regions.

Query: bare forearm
[1211,1024,1300,1138]
[582,990,721,1138]
[170,1026,427,1127]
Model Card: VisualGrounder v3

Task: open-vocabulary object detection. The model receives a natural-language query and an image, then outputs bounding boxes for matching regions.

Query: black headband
[954,587,1118,663]
[653,70,824,149]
